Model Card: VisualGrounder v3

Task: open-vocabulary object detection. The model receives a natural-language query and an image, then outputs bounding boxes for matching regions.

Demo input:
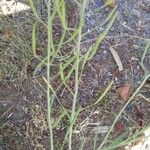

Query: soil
[0,0,150,150]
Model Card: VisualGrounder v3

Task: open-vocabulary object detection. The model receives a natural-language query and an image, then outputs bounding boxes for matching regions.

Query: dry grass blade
[109,46,123,71]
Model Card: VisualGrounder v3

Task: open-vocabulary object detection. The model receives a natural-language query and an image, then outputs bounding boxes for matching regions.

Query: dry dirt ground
[0,0,150,150]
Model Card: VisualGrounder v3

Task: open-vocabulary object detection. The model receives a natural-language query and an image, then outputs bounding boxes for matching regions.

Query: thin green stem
[47,0,54,150]
[68,1,88,149]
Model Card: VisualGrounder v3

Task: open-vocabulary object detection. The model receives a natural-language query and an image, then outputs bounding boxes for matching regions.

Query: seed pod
[105,0,117,8]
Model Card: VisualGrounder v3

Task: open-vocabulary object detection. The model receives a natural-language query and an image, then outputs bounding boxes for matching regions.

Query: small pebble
[137,81,142,84]
[131,56,138,61]
[87,29,91,33]
[133,45,139,49]
[115,77,118,82]
[103,50,107,54]
[137,65,140,69]
[122,21,127,25]
[108,72,112,76]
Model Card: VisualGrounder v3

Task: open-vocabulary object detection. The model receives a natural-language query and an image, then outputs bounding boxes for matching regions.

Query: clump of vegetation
[0,0,150,149]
